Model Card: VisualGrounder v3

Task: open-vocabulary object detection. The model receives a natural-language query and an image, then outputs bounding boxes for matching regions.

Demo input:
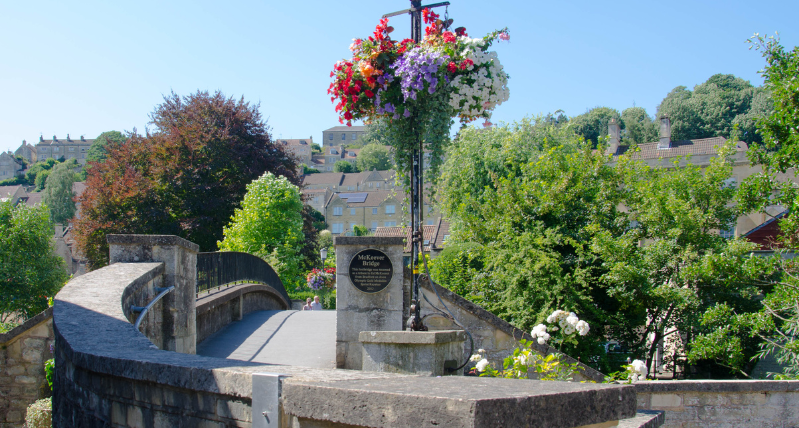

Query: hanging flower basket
[328,9,510,178]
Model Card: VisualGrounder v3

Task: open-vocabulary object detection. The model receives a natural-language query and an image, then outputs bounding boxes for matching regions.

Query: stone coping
[634,379,799,393]
[282,376,637,428]
[334,236,404,246]
[0,306,52,345]
[107,234,200,253]
[617,410,664,428]
[359,330,466,344]
[196,283,290,313]
[420,276,606,383]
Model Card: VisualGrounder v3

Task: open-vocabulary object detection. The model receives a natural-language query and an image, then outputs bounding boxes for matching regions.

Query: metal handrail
[196,252,290,305]
[131,286,175,330]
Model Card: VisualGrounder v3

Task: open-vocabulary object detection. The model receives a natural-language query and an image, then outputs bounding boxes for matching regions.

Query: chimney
[67,134,71,142]
[53,135,57,142]
[606,118,621,155]
[40,135,44,142]
[658,115,671,149]
[80,135,85,141]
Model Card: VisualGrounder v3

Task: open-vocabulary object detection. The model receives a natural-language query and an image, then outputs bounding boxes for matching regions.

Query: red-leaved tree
[75,91,301,269]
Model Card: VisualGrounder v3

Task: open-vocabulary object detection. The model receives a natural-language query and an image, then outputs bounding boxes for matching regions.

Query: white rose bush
[470,309,591,381]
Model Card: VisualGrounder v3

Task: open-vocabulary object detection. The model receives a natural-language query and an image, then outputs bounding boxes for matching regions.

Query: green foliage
[87,131,126,165]
[356,143,393,171]
[25,398,52,428]
[353,224,369,236]
[302,164,320,175]
[621,107,657,146]
[288,289,336,309]
[360,119,393,146]
[656,74,770,144]
[44,358,54,390]
[474,340,585,381]
[0,176,26,186]
[0,322,18,333]
[569,106,622,146]
[219,172,305,288]
[428,242,484,302]
[317,230,333,251]
[74,90,300,269]
[311,142,322,154]
[333,160,356,173]
[0,200,68,323]
[42,159,79,224]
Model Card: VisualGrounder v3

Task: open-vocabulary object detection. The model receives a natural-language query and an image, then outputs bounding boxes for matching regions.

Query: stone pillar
[107,235,199,354]
[334,236,405,370]
[659,115,671,149]
[360,330,466,376]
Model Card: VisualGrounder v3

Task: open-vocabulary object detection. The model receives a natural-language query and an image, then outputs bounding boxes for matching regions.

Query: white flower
[514,354,528,365]
[470,354,482,362]
[630,359,647,381]
[576,320,590,336]
[531,324,547,336]
[566,314,579,327]
[476,358,490,372]
[478,348,486,354]
[563,325,576,335]
[537,336,548,345]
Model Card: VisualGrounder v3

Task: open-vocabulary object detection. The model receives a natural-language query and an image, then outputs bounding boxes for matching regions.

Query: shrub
[25,398,52,428]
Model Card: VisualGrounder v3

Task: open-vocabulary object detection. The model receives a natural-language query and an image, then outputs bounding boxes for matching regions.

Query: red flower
[344,111,353,120]
[365,90,374,98]
[442,31,456,43]
[459,62,468,70]
[447,62,457,73]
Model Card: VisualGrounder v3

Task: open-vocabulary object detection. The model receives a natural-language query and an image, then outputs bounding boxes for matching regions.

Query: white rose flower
[566,314,579,327]
[470,354,482,362]
[576,320,590,336]
[478,348,486,354]
[563,325,576,335]
[537,337,547,345]
[630,359,647,381]
[476,358,490,372]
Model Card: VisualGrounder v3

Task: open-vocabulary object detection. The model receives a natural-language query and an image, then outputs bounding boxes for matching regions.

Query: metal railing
[196,252,290,305]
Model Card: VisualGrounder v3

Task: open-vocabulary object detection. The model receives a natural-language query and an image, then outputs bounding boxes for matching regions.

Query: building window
[426,219,434,225]
[369,182,373,188]
[352,133,357,140]
[376,182,380,188]
[69,147,75,152]
[372,208,377,214]
[720,227,735,239]
[350,208,356,215]
[350,223,357,230]
[384,221,397,227]
[333,206,343,216]
[347,186,355,190]
[371,221,378,230]
[53,147,59,152]
[329,134,333,141]
[332,223,344,234]
[723,177,737,188]
[443,234,450,242]
[341,134,346,141]
[385,205,395,214]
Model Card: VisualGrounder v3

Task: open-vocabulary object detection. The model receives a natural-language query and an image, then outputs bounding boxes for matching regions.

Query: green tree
[656,74,770,144]
[74,90,300,269]
[87,131,127,165]
[356,143,393,171]
[0,200,68,322]
[218,172,305,287]
[333,160,356,173]
[621,107,657,146]
[569,106,622,146]
[360,119,393,146]
[42,159,79,224]
[353,224,369,236]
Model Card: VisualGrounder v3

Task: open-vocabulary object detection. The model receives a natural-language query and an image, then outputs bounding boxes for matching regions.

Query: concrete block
[22,347,42,364]
[217,398,252,422]
[14,375,37,384]
[5,365,25,376]
[111,401,127,425]
[127,405,144,428]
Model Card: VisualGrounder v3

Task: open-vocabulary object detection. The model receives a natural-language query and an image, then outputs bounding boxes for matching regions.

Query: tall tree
[569,106,622,146]
[356,143,393,171]
[0,200,68,322]
[218,172,305,287]
[656,74,770,144]
[43,159,79,224]
[87,131,127,165]
[75,90,299,269]
[621,107,657,146]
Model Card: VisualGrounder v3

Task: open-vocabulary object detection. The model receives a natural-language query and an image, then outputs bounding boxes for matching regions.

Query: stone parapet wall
[0,308,54,427]
[196,283,289,344]
[635,380,799,427]
[419,277,605,382]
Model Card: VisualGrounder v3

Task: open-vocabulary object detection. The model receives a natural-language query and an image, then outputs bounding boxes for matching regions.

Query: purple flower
[390,47,450,102]
[384,103,395,113]
[393,113,400,119]
[403,109,411,118]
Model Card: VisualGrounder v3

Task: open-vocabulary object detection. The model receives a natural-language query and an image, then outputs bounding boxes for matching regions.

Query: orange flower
[359,62,377,79]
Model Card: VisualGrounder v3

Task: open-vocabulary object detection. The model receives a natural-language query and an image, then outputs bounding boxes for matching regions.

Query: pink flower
[483,120,493,128]
[498,32,510,41]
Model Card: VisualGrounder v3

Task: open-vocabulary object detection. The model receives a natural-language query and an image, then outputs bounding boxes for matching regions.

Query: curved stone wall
[196,283,290,344]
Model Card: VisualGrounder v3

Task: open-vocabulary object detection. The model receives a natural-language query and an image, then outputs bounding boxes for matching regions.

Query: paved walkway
[196,310,337,369]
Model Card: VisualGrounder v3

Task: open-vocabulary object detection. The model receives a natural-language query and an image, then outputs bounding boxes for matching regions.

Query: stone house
[374,217,451,260]
[0,184,28,204]
[14,140,38,163]
[302,170,396,193]
[277,138,314,166]
[35,134,93,165]
[607,116,796,238]
[0,151,24,180]
[322,125,366,147]
[323,190,441,235]
[323,146,361,172]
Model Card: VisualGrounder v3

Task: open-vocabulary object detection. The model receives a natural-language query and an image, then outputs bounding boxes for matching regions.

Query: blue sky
[1,0,797,154]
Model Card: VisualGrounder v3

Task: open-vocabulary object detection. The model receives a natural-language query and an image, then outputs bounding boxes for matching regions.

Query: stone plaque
[349,249,393,293]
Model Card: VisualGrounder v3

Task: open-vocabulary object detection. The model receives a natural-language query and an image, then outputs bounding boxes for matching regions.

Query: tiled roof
[374,224,440,252]
[0,185,22,198]
[25,192,43,206]
[614,137,747,159]
[302,172,344,186]
[278,139,311,146]
[36,137,93,146]
[340,191,400,207]
[324,126,366,133]
[341,171,369,187]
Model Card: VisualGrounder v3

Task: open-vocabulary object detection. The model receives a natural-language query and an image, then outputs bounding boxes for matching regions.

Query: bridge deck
[196,310,337,369]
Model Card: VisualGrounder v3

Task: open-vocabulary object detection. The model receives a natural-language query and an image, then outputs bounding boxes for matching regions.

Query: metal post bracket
[252,372,292,428]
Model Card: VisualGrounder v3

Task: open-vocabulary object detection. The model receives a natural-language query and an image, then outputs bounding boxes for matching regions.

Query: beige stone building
[276,138,314,166]
[323,125,366,147]
[14,140,37,163]
[35,134,93,165]
[374,218,451,260]
[0,152,24,180]
[302,170,396,193]
[607,116,796,238]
